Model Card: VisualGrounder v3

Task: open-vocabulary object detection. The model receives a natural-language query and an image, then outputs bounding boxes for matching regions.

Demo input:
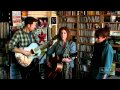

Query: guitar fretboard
[33,43,48,53]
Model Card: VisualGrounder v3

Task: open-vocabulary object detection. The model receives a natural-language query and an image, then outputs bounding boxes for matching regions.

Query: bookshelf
[57,11,78,37]
[102,11,120,47]
[77,11,104,78]
[58,11,120,78]
[102,11,120,75]
[57,11,78,78]
[0,11,11,79]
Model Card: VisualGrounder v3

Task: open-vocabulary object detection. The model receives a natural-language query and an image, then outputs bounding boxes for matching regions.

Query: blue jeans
[10,53,46,79]
[10,63,22,79]
[38,53,46,64]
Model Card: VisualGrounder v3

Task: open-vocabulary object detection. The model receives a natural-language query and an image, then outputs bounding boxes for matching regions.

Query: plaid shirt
[8,29,38,51]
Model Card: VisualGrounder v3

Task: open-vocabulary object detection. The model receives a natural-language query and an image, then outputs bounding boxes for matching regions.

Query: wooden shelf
[113,62,120,64]
[112,44,120,48]
[78,42,94,45]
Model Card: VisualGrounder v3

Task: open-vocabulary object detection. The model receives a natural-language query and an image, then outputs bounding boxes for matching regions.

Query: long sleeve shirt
[91,40,114,79]
[8,29,39,51]
[47,40,76,68]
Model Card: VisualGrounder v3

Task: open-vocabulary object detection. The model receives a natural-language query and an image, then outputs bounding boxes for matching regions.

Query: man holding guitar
[46,26,76,79]
[8,17,52,79]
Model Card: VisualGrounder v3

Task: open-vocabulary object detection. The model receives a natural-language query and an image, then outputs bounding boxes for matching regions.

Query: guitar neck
[33,35,58,53]
[40,42,49,50]
[33,42,49,53]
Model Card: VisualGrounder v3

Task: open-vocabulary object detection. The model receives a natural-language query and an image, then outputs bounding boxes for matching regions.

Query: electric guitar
[15,35,58,67]
[46,52,77,79]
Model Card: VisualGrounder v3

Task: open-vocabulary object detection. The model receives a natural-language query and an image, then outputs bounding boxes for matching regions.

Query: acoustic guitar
[15,35,58,67]
[46,52,77,79]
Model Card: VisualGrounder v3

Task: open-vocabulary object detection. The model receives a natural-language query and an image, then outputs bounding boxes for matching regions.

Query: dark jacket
[91,40,114,79]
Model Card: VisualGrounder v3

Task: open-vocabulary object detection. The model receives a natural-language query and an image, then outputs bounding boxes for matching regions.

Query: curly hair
[57,26,71,41]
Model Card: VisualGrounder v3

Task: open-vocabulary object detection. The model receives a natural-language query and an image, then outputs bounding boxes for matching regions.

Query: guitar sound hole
[31,50,34,54]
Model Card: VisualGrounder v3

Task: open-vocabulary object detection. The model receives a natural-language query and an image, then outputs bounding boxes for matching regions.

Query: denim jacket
[47,40,76,68]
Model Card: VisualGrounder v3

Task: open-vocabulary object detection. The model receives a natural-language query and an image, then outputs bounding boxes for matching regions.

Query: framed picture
[38,17,48,28]
[51,17,56,24]
[12,11,22,27]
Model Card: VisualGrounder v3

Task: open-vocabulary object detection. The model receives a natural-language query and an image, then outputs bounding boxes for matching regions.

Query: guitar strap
[55,40,73,58]
[63,41,73,58]
[55,40,60,58]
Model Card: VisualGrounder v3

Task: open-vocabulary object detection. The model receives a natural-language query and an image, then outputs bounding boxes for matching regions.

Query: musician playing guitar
[8,17,53,79]
[46,26,76,79]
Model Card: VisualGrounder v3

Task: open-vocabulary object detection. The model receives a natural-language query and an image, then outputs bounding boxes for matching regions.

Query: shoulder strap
[55,40,60,56]
[62,41,72,58]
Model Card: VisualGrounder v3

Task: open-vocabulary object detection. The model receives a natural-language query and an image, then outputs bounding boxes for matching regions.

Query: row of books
[79,30,95,36]
[70,30,77,36]
[58,11,77,16]
[58,23,77,29]
[78,11,100,15]
[79,16,100,22]
[79,44,94,52]
[66,23,77,29]
[66,17,77,22]
[79,23,100,29]
[110,31,120,36]
[79,37,95,43]
[79,51,93,59]
[104,11,120,15]
[58,11,101,16]
[78,11,120,15]
[0,22,9,39]
[59,17,77,23]
[108,23,120,30]
[58,22,67,26]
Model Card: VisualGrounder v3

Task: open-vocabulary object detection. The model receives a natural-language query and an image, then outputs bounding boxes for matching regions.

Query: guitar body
[46,56,63,79]
[15,43,41,67]
[15,35,59,67]
[46,52,77,79]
